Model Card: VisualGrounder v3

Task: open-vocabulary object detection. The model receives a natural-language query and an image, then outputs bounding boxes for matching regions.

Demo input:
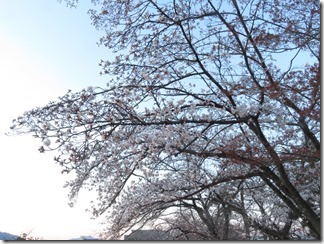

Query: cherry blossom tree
[10,0,320,240]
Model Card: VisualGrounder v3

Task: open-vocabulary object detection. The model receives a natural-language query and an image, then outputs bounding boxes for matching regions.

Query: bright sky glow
[0,0,110,240]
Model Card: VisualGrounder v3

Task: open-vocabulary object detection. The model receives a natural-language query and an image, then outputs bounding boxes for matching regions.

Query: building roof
[124,229,172,240]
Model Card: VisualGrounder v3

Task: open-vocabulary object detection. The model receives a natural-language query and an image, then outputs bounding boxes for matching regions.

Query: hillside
[0,232,19,240]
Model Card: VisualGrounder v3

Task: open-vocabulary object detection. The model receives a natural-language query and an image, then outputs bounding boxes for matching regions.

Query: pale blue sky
[0,0,110,240]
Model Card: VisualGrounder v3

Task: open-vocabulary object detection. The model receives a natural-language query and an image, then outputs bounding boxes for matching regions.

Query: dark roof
[124,230,172,240]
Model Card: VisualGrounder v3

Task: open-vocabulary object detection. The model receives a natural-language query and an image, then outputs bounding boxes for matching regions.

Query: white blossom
[43,138,51,147]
